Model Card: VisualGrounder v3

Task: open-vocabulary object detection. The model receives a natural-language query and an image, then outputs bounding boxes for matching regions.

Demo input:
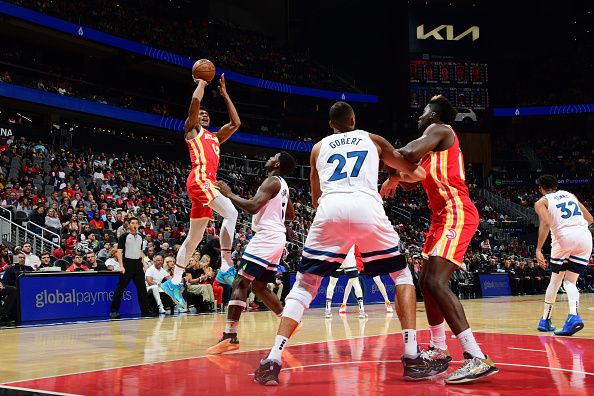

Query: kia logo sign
[417,24,480,42]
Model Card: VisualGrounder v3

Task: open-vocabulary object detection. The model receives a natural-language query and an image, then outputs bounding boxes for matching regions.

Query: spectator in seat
[1,191,18,215]
[45,208,62,234]
[86,251,107,271]
[97,242,112,260]
[185,256,215,312]
[145,255,173,315]
[17,197,33,217]
[62,212,80,234]
[105,248,120,272]
[37,252,52,271]
[0,277,17,323]
[0,245,11,274]
[200,255,224,310]
[52,240,68,259]
[2,252,34,287]
[480,238,492,254]
[143,246,155,270]
[29,205,46,232]
[66,251,89,272]
[21,242,40,270]
[163,256,175,277]
[89,212,105,231]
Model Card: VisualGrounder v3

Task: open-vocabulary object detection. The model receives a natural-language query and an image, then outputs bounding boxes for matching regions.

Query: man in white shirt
[22,243,40,270]
[145,255,172,314]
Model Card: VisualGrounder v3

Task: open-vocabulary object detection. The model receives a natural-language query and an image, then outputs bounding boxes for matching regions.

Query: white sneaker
[358,310,368,318]
[158,306,166,315]
[385,302,394,313]
[325,309,332,318]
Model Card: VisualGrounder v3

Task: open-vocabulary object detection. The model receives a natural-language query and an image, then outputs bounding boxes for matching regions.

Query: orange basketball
[192,59,216,83]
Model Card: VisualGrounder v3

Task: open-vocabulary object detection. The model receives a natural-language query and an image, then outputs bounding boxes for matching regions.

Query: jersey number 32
[556,201,582,219]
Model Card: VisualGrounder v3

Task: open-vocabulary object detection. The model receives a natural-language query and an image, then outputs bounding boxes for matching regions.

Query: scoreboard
[409,59,489,109]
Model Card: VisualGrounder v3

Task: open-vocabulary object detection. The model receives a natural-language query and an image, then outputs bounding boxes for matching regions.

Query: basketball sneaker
[358,309,368,318]
[385,302,394,314]
[325,308,332,318]
[160,279,187,309]
[207,333,240,355]
[402,351,442,380]
[215,266,237,286]
[444,352,499,384]
[254,359,282,386]
[537,318,556,332]
[554,314,584,336]
[421,345,452,372]
[339,303,347,314]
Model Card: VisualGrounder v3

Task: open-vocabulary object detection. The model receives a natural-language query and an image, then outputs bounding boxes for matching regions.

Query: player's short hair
[329,101,354,128]
[428,95,457,124]
[278,151,296,176]
[537,174,558,190]
[199,107,209,114]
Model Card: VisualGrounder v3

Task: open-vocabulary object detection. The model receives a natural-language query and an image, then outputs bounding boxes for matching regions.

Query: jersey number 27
[327,151,368,181]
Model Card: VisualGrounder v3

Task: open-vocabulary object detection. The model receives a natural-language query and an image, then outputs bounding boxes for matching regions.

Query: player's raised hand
[535,250,546,267]
[215,180,232,196]
[193,77,208,87]
[218,73,228,98]
[380,177,399,199]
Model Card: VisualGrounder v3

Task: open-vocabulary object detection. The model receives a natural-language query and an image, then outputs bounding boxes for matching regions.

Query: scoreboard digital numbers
[410,59,489,109]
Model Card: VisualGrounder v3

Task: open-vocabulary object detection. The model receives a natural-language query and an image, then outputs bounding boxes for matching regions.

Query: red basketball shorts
[422,200,479,266]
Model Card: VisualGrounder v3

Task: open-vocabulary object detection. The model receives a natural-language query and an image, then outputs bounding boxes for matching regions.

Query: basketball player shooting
[161,74,241,309]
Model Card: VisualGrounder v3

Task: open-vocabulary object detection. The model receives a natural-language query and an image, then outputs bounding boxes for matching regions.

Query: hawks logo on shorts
[186,127,220,220]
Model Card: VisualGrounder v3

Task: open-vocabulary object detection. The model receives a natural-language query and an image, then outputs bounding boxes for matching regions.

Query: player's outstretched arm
[578,200,593,225]
[215,74,241,144]
[184,79,208,139]
[215,178,280,215]
[310,142,322,209]
[397,123,453,163]
[370,134,426,182]
[534,198,551,266]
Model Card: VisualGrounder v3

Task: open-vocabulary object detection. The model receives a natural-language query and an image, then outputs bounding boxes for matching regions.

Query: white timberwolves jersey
[546,190,589,240]
[317,130,380,201]
[252,176,289,233]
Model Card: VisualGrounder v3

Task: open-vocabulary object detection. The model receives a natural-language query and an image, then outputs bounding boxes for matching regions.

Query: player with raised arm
[207,152,298,354]
[534,175,593,336]
[161,74,240,309]
[383,95,498,384]
[254,101,432,386]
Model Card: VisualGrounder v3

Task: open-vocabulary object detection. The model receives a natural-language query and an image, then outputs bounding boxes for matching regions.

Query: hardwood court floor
[1,294,593,395]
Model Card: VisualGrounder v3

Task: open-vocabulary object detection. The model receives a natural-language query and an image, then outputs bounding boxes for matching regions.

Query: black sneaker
[421,346,453,372]
[254,359,282,386]
[141,311,158,318]
[206,333,240,355]
[110,312,121,319]
[402,353,446,380]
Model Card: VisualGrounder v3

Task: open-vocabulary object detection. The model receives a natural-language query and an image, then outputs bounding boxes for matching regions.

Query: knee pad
[286,272,322,309]
[390,266,414,286]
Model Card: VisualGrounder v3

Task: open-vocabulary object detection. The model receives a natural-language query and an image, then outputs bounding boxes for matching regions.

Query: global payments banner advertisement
[19,273,141,322]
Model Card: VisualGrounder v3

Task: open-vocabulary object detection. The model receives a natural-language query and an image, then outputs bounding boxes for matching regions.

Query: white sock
[172,265,185,285]
[543,302,554,320]
[564,281,579,315]
[267,335,288,362]
[403,329,418,357]
[373,276,390,303]
[225,320,239,334]
[456,328,485,359]
[326,299,332,311]
[429,321,448,350]
[357,298,364,311]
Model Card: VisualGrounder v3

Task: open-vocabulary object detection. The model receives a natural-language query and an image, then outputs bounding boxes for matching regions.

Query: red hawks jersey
[419,125,474,216]
[186,127,220,184]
